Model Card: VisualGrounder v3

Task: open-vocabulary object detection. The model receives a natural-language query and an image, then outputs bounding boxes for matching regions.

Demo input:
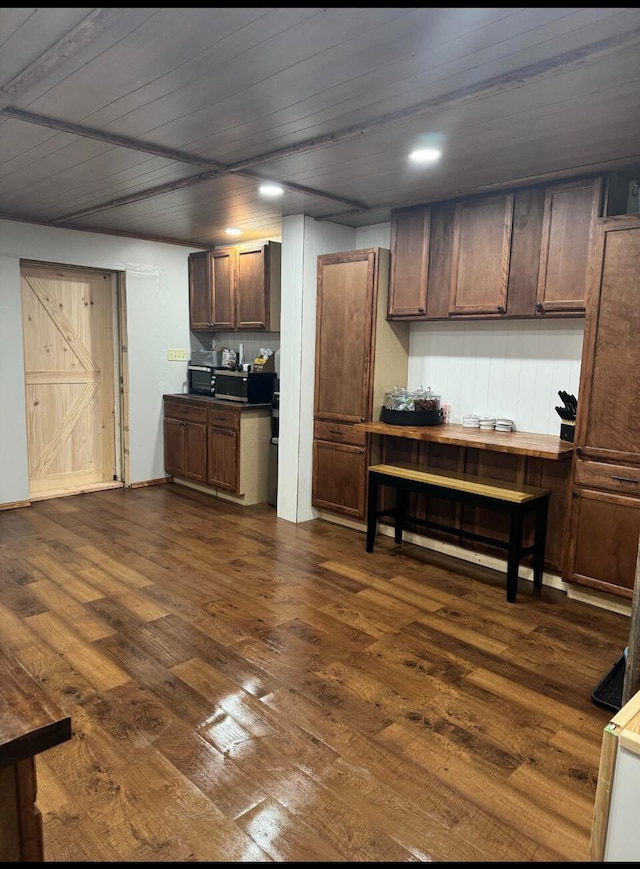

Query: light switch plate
[167,348,188,361]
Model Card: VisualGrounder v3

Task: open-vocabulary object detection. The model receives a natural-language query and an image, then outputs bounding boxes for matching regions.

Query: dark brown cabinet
[449,192,514,316]
[163,401,207,482]
[188,241,281,332]
[567,214,640,598]
[206,405,239,491]
[163,396,271,505]
[387,207,430,317]
[535,176,603,315]
[387,175,607,322]
[312,248,409,520]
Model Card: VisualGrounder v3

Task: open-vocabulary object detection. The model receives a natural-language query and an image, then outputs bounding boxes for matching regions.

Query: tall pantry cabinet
[567,214,640,598]
[312,248,409,520]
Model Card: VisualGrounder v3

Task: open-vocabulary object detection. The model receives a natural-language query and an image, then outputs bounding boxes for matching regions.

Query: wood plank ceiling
[1,7,640,248]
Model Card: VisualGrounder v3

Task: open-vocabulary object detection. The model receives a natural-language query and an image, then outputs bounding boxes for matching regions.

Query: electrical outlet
[167,348,188,361]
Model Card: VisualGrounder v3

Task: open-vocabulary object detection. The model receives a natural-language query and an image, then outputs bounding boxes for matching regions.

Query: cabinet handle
[576,446,583,454]
[418,307,425,313]
[611,475,639,484]
[572,490,579,498]
[497,305,505,314]
[535,302,544,312]
[357,448,365,455]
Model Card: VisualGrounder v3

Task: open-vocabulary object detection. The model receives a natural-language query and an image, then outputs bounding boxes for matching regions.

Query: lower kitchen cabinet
[163,401,207,482]
[312,439,368,519]
[163,396,271,506]
[206,405,239,491]
[567,487,640,598]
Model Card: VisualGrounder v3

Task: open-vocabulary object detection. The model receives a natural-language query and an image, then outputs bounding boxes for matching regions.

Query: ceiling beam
[229,25,640,171]
[0,8,128,112]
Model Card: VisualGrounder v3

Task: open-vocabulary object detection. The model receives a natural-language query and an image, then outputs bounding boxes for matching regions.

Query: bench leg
[366,473,379,553]
[532,496,549,592]
[506,507,523,603]
[395,488,407,544]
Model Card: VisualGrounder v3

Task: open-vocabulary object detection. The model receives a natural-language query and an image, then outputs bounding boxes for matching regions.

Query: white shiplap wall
[408,318,584,435]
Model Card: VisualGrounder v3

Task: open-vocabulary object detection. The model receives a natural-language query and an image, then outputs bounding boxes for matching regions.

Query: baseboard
[130,477,172,489]
[316,511,629,617]
[0,499,31,511]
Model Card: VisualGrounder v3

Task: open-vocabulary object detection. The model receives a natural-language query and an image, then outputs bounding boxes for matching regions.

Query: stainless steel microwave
[214,371,276,404]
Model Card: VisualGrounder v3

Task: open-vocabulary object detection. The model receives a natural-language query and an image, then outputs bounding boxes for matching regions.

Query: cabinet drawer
[164,400,206,424]
[314,420,367,447]
[207,406,239,430]
[574,459,640,496]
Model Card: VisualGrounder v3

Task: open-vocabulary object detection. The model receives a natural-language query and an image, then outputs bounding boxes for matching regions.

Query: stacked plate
[495,418,514,432]
[462,414,480,428]
[479,416,496,430]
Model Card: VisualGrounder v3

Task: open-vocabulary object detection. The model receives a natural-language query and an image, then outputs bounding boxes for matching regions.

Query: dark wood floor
[0,482,630,862]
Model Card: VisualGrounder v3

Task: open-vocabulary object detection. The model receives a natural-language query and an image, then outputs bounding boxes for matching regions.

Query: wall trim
[0,499,31,511]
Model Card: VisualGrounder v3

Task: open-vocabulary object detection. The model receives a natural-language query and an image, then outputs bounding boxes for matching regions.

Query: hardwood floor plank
[0,484,630,861]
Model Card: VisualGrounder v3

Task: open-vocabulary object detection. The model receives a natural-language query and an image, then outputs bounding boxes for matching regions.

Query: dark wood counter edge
[163,394,271,409]
[355,421,574,461]
[0,644,71,766]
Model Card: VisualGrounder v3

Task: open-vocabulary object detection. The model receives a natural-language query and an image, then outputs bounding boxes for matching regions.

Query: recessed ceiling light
[259,183,284,198]
[225,227,243,236]
[409,148,442,164]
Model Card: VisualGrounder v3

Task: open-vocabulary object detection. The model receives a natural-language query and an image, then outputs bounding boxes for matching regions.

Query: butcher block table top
[0,642,71,766]
[355,421,574,461]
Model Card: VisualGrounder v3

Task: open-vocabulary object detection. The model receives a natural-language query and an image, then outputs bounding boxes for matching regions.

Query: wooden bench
[365,463,551,603]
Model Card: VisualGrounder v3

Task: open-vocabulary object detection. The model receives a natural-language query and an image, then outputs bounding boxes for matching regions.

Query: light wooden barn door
[20,263,120,500]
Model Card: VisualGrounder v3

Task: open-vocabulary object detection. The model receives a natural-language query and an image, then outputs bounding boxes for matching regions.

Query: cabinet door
[450,193,513,315]
[567,488,640,598]
[236,245,268,330]
[312,439,367,519]
[536,177,602,314]
[184,423,207,482]
[211,249,235,330]
[315,251,375,423]
[164,418,185,476]
[188,252,213,331]
[576,216,640,465]
[207,426,239,491]
[388,208,430,318]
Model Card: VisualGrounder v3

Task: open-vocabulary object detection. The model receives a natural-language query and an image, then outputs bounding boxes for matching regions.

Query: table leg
[507,507,523,603]
[533,495,549,591]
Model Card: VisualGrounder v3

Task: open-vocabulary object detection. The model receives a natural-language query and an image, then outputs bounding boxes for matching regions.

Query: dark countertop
[0,642,72,765]
[163,393,271,410]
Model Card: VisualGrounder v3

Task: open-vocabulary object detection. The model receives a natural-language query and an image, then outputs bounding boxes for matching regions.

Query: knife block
[560,421,576,442]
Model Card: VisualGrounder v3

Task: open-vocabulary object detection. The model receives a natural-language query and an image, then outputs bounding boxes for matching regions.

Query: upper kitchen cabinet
[387,207,430,317]
[188,251,213,331]
[188,241,281,332]
[449,192,514,316]
[535,176,604,315]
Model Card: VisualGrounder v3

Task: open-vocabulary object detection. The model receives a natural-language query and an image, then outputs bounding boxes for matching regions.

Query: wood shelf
[355,421,574,461]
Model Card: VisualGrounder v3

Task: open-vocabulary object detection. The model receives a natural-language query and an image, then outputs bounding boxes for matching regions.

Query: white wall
[409,318,584,435]
[0,219,197,503]
[278,215,357,522]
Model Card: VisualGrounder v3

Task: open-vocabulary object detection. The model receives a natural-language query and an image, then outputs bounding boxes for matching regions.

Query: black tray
[380,407,444,426]
[591,653,626,712]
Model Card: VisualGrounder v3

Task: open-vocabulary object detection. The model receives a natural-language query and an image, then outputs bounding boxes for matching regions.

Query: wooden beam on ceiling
[0,8,128,111]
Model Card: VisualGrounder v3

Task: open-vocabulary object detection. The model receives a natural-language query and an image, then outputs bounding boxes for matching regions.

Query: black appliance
[188,362,216,396]
[214,370,276,404]
[268,389,279,507]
